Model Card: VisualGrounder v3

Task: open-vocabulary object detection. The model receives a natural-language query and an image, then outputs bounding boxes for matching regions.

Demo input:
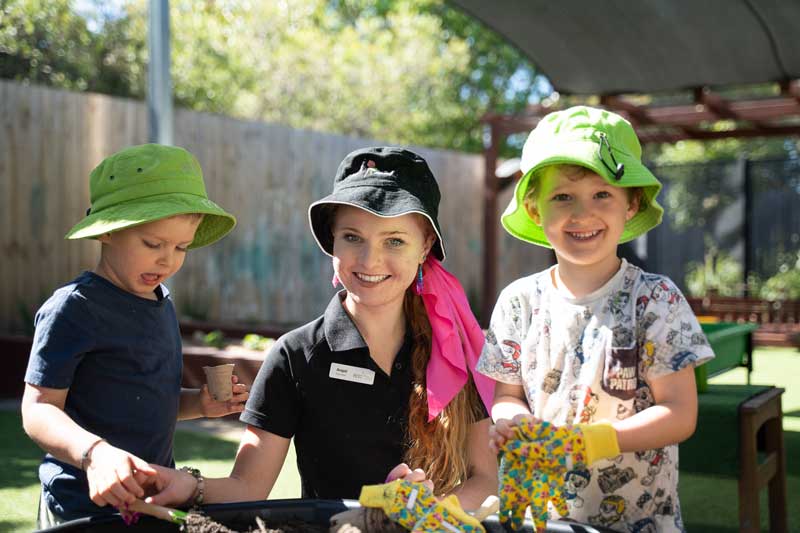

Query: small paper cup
[203,363,235,401]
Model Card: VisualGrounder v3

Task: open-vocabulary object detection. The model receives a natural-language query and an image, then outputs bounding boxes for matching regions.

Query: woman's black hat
[308,146,446,260]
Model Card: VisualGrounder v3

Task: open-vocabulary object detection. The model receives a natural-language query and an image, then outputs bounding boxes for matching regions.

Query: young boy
[21,144,245,526]
[477,106,714,532]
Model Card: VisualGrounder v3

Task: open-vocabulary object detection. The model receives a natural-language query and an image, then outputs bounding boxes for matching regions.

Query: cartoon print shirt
[477,259,714,533]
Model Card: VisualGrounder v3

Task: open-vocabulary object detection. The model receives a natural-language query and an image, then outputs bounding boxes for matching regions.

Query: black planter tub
[38,498,619,533]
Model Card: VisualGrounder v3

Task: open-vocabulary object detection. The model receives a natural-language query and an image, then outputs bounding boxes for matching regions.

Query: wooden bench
[681,385,788,533]
[738,387,788,533]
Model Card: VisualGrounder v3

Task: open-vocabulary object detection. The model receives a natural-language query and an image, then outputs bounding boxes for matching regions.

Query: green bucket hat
[501,105,663,248]
[65,144,236,248]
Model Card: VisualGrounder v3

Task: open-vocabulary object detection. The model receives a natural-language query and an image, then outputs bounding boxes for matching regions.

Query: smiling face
[94,215,202,300]
[331,205,434,314]
[527,165,639,273]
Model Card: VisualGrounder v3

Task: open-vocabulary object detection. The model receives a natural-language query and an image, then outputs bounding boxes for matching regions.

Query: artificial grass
[0,409,42,533]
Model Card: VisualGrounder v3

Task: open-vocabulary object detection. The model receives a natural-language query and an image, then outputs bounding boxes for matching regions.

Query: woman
[148,147,496,510]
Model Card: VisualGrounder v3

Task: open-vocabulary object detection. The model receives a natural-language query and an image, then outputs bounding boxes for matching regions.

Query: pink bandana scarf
[419,258,495,421]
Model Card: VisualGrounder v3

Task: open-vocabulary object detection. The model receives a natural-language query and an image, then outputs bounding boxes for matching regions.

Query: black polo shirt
[241,292,414,499]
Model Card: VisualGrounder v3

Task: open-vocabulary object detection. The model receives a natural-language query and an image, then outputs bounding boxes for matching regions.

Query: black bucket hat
[308,146,446,260]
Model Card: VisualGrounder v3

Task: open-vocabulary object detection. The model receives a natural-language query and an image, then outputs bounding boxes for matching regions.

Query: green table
[695,322,760,392]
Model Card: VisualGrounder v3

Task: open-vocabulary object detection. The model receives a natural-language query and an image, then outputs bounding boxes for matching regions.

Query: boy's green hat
[501,105,663,248]
[65,144,236,248]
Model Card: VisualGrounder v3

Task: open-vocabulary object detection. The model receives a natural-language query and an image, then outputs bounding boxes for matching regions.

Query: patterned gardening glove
[498,452,541,531]
[359,479,485,533]
[498,420,620,532]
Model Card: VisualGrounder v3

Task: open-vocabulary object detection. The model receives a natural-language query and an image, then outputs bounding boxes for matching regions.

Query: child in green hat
[21,144,244,526]
[476,106,714,532]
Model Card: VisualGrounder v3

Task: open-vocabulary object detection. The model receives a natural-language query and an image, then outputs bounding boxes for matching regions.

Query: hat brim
[65,193,236,249]
[308,190,446,261]
[501,139,663,248]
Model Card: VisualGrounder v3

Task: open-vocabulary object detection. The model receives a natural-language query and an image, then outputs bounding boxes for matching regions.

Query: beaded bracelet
[180,466,204,508]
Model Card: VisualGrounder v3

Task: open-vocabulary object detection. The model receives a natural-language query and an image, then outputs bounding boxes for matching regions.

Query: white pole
[148,0,173,145]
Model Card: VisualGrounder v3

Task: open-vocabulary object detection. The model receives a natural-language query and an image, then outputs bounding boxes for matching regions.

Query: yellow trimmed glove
[498,420,620,532]
[359,479,485,533]
[412,494,485,533]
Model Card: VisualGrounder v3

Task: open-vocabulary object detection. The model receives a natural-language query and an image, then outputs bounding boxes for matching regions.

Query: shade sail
[448,0,800,95]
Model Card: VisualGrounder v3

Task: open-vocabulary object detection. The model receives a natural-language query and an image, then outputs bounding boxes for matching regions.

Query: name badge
[329,362,375,385]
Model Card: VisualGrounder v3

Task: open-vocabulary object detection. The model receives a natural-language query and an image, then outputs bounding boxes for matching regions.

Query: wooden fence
[0,80,552,334]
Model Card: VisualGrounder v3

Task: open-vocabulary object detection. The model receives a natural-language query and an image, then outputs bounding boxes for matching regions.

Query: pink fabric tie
[420,258,495,421]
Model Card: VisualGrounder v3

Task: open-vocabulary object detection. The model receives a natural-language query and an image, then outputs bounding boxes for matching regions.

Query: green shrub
[203,330,226,349]
[242,334,275,352]
[758,268,800,300]
[685,249,743,297]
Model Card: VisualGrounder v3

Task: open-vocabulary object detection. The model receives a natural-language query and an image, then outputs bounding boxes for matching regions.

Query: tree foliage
[0,0,144,95]
[0,0,542,154]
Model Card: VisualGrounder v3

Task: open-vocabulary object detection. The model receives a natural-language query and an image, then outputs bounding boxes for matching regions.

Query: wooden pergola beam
[636,125,800,143]
[695,87,739,120]
[781,80,800,105]
[646,98,800,125]
[600,95,654,126]
[484,90,800,139]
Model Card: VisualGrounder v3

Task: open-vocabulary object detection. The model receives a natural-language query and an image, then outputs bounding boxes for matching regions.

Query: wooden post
[742,157,753,297]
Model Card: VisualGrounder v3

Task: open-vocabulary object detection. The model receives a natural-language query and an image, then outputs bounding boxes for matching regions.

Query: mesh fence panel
[626,157,800,298]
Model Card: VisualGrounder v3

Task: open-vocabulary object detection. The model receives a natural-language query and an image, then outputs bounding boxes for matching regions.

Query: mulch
[183,512,327,533]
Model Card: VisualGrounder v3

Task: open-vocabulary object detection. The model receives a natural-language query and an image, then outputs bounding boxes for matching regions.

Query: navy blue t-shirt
[24,271,183,520]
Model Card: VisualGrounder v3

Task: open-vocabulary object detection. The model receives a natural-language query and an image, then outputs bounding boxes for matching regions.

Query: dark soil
[183,512,327,533]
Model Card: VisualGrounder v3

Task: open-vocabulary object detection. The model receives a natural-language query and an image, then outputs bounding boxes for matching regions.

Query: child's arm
[21,383,158,509]
[177,376,249,420]
[488,382,535,454]
[491,382,531,422]
[613,365,698,452]
[147,425,291,506]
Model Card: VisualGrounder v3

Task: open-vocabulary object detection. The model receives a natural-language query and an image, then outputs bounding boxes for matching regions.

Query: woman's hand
[201,375,249,418]
[384,463,435,492]
[144,465,197,507]
[85,441,159,508]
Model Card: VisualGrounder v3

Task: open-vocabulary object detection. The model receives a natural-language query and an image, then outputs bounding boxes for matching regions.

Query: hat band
[90,178,208,212]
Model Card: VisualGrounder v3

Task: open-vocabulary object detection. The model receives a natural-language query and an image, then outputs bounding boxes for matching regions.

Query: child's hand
[384,462,435,492]
[144,464,197,508]
[84,441,159,509]
[489,414,538,454]
[200,374,249,418]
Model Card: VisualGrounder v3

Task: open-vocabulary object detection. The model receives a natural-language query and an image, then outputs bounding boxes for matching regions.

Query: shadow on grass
[0,519,33,532]
[785,430,800,477]
[679,525,737,533]
[173,430,238,462]
[0,411,45,488]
